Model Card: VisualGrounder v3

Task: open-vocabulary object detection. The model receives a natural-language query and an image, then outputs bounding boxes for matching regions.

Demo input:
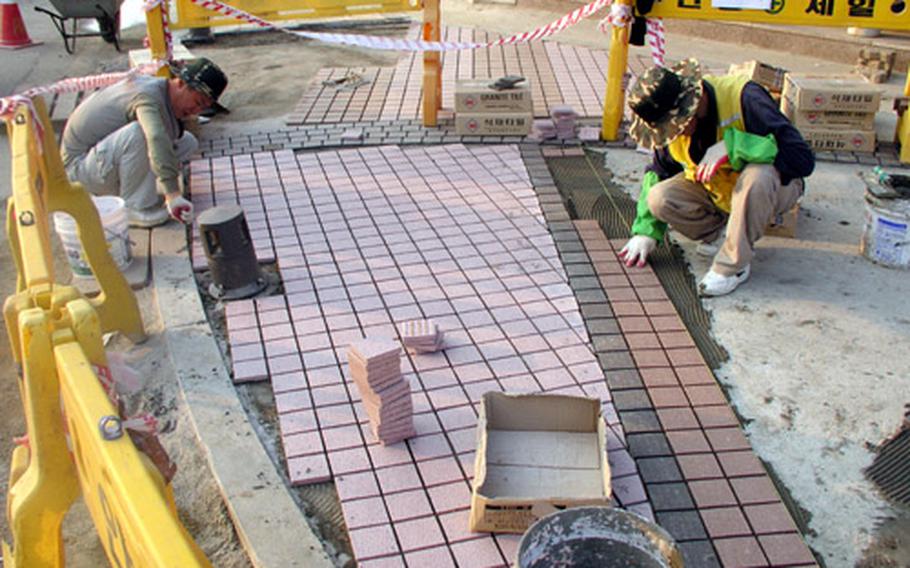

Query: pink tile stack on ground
[214,144,649,565]
[286,25,609,125]
[348,339,416,445]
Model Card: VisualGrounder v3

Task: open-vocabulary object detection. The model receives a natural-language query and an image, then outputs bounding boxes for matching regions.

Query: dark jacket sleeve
[740,82,815,185]
[645,147,683,181]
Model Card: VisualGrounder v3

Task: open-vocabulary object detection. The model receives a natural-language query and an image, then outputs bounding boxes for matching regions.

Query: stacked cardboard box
[781,74,881,154]
[455,78,532,136]
[728,60,788,95]
[348,339,415,445]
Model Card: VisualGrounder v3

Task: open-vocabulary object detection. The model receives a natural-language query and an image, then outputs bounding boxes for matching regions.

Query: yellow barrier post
[146,0,173,77]
[3,306,81,568]
[422,0,441,127]
[601,0,632,141]
[6,99,146,343]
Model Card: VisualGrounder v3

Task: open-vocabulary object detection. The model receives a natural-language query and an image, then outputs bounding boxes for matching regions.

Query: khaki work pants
[65,122,197,212]
[647,164,804,276]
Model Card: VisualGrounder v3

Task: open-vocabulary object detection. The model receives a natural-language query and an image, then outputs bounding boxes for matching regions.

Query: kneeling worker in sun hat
[619,59,815,296]
[62,58,228,228]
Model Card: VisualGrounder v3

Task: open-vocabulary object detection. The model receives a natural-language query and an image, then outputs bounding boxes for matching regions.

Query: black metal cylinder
[198,205,265,299]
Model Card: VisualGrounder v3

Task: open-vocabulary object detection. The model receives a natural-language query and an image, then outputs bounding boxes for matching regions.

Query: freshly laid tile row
[286,25,609,125]
[568,219,818,568]
[205,144,649,566]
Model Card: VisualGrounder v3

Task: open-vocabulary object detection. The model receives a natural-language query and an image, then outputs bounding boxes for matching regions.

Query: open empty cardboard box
[469,392,612,534]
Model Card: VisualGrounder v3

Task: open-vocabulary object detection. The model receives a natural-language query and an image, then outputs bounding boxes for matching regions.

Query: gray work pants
[647,164,804,276]
[65,122,197,212]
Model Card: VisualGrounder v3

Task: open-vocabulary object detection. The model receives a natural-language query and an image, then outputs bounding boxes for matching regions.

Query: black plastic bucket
[516,507,683,568]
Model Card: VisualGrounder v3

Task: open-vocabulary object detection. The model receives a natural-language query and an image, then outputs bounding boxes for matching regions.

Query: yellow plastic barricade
[4,99,145,343]
[2,97,209,566]
[170,0,422,29]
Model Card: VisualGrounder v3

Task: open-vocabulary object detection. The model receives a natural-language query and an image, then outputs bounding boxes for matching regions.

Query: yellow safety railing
[601,0,910,163]
[2,98,210,567]
[144,0,443,125]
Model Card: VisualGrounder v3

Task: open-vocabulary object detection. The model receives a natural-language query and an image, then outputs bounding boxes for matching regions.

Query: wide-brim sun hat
[627,59,704,149]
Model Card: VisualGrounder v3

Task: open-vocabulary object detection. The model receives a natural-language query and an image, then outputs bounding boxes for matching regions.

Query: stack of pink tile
[348,339,415,445]
[398,319,444,353]
[551,105,578,140]
[531,118,557,141]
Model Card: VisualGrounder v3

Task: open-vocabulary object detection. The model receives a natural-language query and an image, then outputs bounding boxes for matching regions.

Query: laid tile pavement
[286,25,609,125]
[201,144,647,565]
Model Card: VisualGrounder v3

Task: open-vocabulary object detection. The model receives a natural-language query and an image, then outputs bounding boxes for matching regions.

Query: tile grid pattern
[567,218,818,568]
[205,144,650,566]
[286,25,609,125]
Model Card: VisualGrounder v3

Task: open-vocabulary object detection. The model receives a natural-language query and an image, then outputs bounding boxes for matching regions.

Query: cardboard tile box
[455,113,532,136]
[728,60,788,93]
[469,392,611,534]
[765,204,800,239]
[781,96,876,131]
[799,128,877,153]
[454,79,532,113]
[782,74,881,113]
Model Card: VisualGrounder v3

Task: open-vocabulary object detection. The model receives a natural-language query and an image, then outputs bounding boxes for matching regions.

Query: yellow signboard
[170,0,423,29]
[646,0,909,28]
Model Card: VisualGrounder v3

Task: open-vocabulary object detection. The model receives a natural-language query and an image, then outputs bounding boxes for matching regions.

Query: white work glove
[619,235,657,268]
[695,140,730,184]
[166,194,194,224]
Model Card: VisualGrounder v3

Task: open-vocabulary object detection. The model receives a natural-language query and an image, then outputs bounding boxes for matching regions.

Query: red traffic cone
[0,0,41,50]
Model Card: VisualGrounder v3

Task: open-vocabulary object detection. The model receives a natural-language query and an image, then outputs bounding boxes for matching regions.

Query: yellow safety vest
[667,74,749,213]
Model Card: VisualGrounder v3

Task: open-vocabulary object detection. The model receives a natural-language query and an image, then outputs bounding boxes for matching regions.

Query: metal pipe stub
[197,205,266,300]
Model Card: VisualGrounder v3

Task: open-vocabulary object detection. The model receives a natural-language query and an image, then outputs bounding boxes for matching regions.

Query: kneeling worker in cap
[62,58,228,227]
[620,59,815,296]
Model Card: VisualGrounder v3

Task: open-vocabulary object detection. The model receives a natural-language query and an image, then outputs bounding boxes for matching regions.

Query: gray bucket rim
[515,506,683,568]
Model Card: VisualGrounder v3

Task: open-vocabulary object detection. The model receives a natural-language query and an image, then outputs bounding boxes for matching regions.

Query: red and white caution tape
[597,1,632,32]
[0,63,161,151]
[191,0,612,51]
[144,0,174,61]
[646,17,666,66]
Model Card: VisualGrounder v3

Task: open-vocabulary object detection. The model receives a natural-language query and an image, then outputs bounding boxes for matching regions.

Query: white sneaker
[696,231,725,257]
[128,206,169,228]
[699,265,750,297]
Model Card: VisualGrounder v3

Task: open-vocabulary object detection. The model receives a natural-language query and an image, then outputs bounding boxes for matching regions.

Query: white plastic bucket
[861,192,910,270]
[54,196,133,278]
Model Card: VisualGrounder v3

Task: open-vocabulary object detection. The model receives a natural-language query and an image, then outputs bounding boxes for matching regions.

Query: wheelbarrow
[35,0,125,54]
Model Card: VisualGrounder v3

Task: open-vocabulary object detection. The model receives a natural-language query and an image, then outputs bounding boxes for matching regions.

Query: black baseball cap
[172,57,229,112]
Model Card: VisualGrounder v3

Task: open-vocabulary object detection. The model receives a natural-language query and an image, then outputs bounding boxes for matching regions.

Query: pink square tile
[394,516,446,552]
[336,470,380,501]
[439,509,480,544]
[343,496,389,529]
[437,405,477,431]
[463,380,502,403]
[323,424,365,452]
[404,546,456,568]
[357,555,406,568]
[384,488,434,522]
[349,524,400,560]
[316,403,358,428]
[282,430,324,458]
[311,384,350,407]
[453,362,494,384]
[288,453,331,485]
[271,371,307,393]
[417,455,464,487]
[409,432,454,461]
[275,390,313,413]
[450,536,505,567]
[328,446,372,475]
[368,440,413,469]
[611,474,648,505]
[495,533,522,566]
[499,374,540,393]
[278,409,318,435]
[427,386,470,410]
[233,359,268,383]
[427,480,472,514]
[376,463,422,494]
